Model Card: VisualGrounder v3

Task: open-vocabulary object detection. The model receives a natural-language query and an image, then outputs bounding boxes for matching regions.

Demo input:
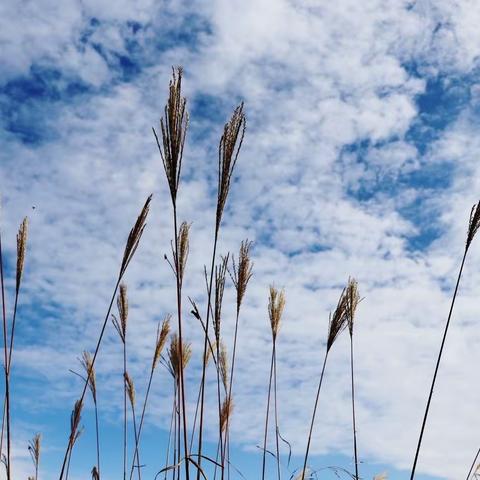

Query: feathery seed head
[153,66,189,204]
[69,399,83,446]
[168,333,192,380]
[28,433,41,468]
[214,255,229,343]
[152,315,171,370]
[80,351,97,403]
[120,195,152,277]
[327,286,349,351]
[177,221,190,284]
[220,395,234,433]
[467,201,480,250]
[219,341,229,392]
[116,283,128,341]
[230,240,253,314]
[345,277,360,336]
[16,217,28,294]
[216,103,246,232]
[268,286,285,341]
[124,372,135,407]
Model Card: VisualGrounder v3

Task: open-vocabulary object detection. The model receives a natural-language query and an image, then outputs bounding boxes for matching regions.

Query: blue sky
[2,0,480,479]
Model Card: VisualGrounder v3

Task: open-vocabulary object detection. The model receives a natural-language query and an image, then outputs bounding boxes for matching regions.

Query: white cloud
[2,1,480,479]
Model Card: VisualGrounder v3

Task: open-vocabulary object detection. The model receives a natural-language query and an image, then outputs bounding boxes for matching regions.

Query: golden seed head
[152,315,171,370]
[16,217,28,294]
[124,372,135,407]
[220,395,234,433]
[268,286,285,340]
[345,277,360,336]
[80,351,97,403]
[230,240,253,313]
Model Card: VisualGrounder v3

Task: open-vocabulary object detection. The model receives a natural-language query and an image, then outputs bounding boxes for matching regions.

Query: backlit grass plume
[153,66,188,204]
[410,202,480,479]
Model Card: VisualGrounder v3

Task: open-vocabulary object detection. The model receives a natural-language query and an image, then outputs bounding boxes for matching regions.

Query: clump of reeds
[28,433,41,480]
[262,286,286,480]
[410,201,480,479]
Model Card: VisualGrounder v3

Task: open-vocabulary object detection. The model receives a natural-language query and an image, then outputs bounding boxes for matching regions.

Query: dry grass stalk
[120,195,152,277]
[80,351,97,403]
[15,217,28,295]
[28,433,41,480]
[168,333,192,380]
[216,103,246,232]
[69,400,83,449]
[219,342,229,393]
[153,66,189,204]
[326,287,349,352]
[268,286,285,341]
[229,240,253,314]
[114,284,129,343]
[125,372,135,408]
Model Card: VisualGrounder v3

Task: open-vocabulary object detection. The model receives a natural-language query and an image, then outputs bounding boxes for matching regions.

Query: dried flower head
[167,333,192,380]
[345,277,360,336]
[120,195,152,277]
[220,395,233,433]
[229,240,253,314]
[326,286,349,351]
[214,255,229,344]
[80,351,97,403]
[112,283,128,343]
[219,341,229,392]
[91,466,100,480]
[153,66,189,204]
[176,221,190,284]
[152,315,171,371]
[69,399,83,447]
[28,433,41,470]
[16,217,28,294]
[268,286,285,341]
[467,201,480,250]
[124,372,135,408]
[216,103,246,232]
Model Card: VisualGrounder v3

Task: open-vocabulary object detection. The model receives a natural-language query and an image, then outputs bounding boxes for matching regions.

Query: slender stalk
[94,401,101,479]
[165,386,176,480]
[131,402,141,480]
[172,207,190,480]
[215,341,224,480]
[196,229,219,480]
[410,247,468,479]
[0,231,11,480]
[466,447,480,480]
[261,345,275,480]
[273,341,281,480]
[129,369,154,480]
[301,351,329,480]
[123,340,127,480]
[349,335,359,480]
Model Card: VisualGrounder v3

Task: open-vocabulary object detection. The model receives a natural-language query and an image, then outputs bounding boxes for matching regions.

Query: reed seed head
[230,240,253,314]
[69,399,83,447]
[214,255,229,344]
[28,433,41,469]
[219,341,229,392]
[120,195,152,277]
[220,395,233,433]
[80,351,97,403]
[124,372,135,408]
[345,277,360,336]
[114,283,128,343]
[467,201,480,250]
[216,103,246,232]
[327,285,349,351]
[177,221,190,284]
[152,315,171,371]
[268,286,285,341]
[16,217,28,295]
[153,66,189,204]
[168,333,192,380]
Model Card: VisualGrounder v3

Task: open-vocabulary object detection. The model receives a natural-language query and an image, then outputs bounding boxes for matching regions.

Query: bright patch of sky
[2,0,480,479]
